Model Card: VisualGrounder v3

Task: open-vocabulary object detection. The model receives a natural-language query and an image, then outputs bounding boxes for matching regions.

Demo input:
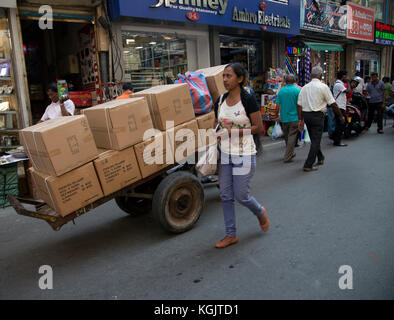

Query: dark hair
[47,82,58,93]
[122,83,134,91]
[355,72,362,77]
[364,76,371,82]
[337,70,348,80]
[225,63,247,89]
[382,77,390,83]
[371,72,378,77]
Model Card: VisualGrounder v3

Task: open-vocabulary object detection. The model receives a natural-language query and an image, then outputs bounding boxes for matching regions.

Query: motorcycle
[344,103,363,138]
[350,92,368,126]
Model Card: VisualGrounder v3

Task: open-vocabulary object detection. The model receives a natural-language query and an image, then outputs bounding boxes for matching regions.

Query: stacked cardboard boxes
[196,65,226,104]
[20,116,104,216]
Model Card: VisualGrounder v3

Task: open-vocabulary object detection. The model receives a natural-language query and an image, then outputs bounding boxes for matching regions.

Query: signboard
[108,0,300,36]
[347,2,374,42]
[375,22,394,46]
[300,0,347,36]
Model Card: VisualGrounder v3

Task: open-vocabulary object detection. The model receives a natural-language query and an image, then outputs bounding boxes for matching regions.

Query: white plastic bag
[271,123,284,140]
[304,126,311,144]
[196,144,218,176]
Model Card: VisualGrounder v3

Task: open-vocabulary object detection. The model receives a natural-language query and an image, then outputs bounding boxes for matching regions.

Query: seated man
[39,83,75,123]
[116,83,134,100]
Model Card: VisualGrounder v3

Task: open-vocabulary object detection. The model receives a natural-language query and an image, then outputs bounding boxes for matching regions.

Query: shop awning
[304,42,344,52]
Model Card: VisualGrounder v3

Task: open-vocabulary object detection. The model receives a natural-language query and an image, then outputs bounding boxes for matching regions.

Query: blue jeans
[218,153,263,237]
[327,106,336,137]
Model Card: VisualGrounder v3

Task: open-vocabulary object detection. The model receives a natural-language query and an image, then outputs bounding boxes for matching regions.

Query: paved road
[1,124,393,300]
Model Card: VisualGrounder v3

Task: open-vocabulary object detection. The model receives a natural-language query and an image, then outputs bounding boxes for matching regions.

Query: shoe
[377,129,384,134]
[258,206,270,232]
[284,153,296,163]
[215,236,239,248]
[303,166,318,172]
[333,143,348,147]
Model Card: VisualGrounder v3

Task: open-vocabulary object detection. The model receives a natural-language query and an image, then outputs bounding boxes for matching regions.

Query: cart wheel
[152,171,204,233]
[115,196,152,216]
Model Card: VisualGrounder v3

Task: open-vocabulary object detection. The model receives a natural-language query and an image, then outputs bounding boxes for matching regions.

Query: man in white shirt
[298,66,344,171]
[38,83,75,123]
[332,70,351,147]
[352,72,364,95]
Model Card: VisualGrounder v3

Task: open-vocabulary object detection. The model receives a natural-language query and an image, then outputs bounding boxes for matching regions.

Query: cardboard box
[196,111,217,149]
[20,116,99,177]
[196,111,215,130]
[134,131,174,179]
[82,97,153,150]
[30,162,103,217]
[94,147,142,196]
[167,119,200,163]
[196,65,227,103]
[134,84,195,131]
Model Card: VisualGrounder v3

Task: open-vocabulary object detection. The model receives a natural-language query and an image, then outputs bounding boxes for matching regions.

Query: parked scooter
[344,103,363,138]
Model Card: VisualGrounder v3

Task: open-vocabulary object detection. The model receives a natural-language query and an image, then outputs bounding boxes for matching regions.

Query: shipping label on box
[196,65,227,104]
[134,84,195,131]
[20,115,99,177]
[134,131,174,179]
[83,97,153,150]
[30,162,103,217]
[94,147,142,196]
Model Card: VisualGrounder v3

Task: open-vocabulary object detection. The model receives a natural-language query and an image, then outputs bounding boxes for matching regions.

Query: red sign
[347,3,375,42]
[186,11,199,21]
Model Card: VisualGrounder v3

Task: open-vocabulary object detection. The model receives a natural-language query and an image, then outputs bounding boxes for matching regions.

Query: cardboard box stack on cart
[20,116,103,217]
[19,65,227,217]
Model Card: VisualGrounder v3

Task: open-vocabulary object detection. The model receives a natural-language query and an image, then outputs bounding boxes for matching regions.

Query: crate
[0,165,19,208]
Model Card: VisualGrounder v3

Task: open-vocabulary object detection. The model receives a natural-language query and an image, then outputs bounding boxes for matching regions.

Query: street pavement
[0,123,393,300]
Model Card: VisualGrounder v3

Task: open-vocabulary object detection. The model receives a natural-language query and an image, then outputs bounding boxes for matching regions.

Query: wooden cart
[7,162,218,233]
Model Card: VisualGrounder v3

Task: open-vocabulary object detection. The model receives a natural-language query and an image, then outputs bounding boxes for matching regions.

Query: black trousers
[366,102,383,130]
[333,109,346,145]
[302,111,325,168]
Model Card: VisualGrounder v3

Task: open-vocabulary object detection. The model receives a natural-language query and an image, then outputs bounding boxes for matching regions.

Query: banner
[300,0,347,36]
[347,2,374,42]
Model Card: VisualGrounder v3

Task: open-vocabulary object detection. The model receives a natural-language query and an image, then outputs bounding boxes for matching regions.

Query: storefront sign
[355,49,379,61]
[375,22,394,46]
[300,0,347,36]
[108,0,300,35]
[347,3,374,42]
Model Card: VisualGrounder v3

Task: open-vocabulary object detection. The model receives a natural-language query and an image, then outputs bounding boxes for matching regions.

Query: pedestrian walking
[332,70,351,147]
[275,74,302,163]
[298,66,345,172]
[365,73,386,134]
[213,63,268,248]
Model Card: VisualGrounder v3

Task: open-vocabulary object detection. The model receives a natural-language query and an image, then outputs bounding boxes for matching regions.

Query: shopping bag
[304,126,311,144]
[196,144,218,176]
[175,71,213,115]
[271,123,283,140]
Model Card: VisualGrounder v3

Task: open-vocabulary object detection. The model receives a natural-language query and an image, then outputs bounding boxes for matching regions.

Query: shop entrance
[355,49,380,78]
[20,19,98,124]
[219,35,263,98]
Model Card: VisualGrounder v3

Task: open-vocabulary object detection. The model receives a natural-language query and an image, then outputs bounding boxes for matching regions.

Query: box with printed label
[29,162,103,217]
[196,111,217,149]
[94,147,142,196]
[166,119,201,163]
[133,84,195,131]
[134,131,174,179]
[82,97,153,150]
[20,115,99,177]
[196,65,227,104]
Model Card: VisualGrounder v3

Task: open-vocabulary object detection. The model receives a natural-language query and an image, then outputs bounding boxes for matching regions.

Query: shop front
[17,1,101,124]
[107,0,300,98]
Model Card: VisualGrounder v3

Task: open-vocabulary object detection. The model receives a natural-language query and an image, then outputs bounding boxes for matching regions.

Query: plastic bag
[271,123,283,140]
[196,144,218,176]
[304,126,311,144]
[175,71,213,115]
